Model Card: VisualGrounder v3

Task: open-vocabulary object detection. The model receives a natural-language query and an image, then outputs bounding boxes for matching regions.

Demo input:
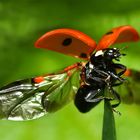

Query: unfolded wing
[0,68,80,121]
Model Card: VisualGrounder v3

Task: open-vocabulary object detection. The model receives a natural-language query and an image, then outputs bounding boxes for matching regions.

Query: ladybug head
[90,47,126,64]
[103,48,126,61]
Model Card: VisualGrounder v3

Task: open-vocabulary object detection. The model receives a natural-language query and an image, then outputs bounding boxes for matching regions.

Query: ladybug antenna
[112,108,122,116]
[119,46,128,51]
[119,46,127,56]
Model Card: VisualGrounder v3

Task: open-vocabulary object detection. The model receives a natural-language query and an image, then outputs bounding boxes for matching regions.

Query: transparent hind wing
[0,68,80,121]
[43,69,80,113]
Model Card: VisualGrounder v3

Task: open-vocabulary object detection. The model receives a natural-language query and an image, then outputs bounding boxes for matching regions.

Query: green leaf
[102,100,116,140]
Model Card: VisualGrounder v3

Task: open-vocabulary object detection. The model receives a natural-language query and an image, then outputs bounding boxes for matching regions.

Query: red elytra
[35,25,140,60]
[35,28,96,60]
[96,25,140,50]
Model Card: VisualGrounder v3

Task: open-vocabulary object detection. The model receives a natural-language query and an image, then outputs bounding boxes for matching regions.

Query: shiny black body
[74,48,126,113]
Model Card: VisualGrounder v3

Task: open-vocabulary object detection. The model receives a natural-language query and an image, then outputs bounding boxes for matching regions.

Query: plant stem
[102,100,116,140]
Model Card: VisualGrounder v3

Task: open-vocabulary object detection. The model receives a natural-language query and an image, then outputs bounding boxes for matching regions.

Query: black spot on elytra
[80,53,87,58]
[106,31,113,35]
[62,38,72,46]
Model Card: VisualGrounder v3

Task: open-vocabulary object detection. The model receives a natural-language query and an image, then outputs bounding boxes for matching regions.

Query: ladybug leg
[84,85,121,107]
[104,76,121,108]
[112,108,121,115]
[93,68,110,78]
[110,89,121,108]
[106,82,121,108]
[107,71,125,87]
[113,63,127,76]
[60,62,85,78]
[89,76,107,83]
[44,62,84,77]
[109,89,122,115]
[91,69,122,86]
[92,67,125,85]
[87,68,110,84]
[63,62,82,72]
[112,82,123,87]
[108,71,124,82]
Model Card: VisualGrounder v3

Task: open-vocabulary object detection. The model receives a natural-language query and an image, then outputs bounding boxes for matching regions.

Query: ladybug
[0,26,139,120]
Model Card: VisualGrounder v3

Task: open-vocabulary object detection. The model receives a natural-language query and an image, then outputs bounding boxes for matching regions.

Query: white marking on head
[109,49,113,52]
[89,62,94,69]
[95,50,104,57]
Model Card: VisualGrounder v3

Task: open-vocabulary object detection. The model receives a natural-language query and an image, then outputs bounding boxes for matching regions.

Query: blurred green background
[0,0,140,140]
